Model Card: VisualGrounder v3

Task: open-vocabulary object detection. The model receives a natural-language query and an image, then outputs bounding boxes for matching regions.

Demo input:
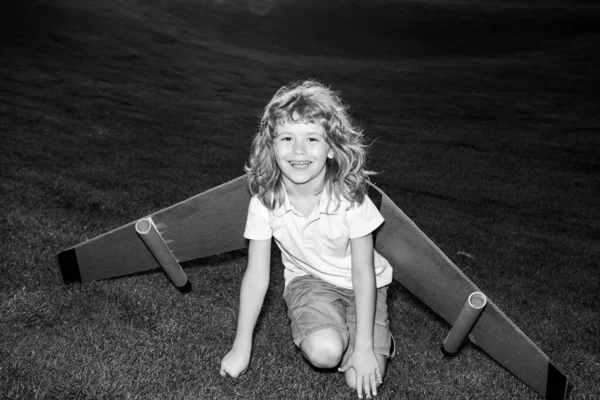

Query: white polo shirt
[244,189,393,290]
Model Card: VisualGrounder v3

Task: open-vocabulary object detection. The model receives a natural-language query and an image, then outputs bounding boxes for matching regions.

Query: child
[220,80,394,399]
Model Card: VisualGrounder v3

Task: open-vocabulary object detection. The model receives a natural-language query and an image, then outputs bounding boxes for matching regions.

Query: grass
[1,0,599,398]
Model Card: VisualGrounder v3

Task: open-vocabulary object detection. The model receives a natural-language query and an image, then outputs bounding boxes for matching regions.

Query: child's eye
[308,137,319,142]
[280,136,292,141]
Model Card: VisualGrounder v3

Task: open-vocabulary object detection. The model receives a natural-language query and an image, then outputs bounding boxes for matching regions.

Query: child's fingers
[363,375,376,399]
[219,365,228,377]
[376,368,382,384]
[338,360,351,373]
[356,374,364,399]
[360,371,381,399]
[224,368,241,379]
[220,364,240,378]
[369,373,378,397]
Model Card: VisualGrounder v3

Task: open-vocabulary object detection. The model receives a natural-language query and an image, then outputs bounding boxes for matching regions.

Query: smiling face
[273,120,333,194]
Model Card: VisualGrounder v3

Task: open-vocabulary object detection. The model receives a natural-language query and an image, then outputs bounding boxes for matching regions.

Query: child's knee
[300,329,345,369]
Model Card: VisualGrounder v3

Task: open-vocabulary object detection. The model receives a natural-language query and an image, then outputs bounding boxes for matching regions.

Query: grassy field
[1,0,599,398]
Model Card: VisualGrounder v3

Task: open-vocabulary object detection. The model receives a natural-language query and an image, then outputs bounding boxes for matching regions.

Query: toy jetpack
[57,175,568,399]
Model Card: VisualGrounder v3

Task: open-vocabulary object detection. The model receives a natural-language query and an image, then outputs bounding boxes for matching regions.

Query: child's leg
[300,328,348,369]
[283,275,353,369]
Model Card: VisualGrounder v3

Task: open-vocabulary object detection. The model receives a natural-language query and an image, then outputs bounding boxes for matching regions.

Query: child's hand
[220,345,250,378]
[338,347,382,399]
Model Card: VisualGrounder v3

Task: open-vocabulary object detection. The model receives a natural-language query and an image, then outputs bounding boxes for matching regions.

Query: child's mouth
[289,161,311,169]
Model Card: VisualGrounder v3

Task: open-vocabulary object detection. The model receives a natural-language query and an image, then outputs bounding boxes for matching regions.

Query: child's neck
[285,184,322,217]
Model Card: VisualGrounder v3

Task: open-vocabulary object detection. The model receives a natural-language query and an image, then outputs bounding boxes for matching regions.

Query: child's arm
[339,233,381,399]
[220,238,271,378]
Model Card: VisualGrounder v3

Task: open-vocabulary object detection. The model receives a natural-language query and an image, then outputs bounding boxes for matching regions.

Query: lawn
[1,0,598,398]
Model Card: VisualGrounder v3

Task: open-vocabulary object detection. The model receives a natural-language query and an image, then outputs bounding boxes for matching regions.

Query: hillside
[1,0,599,399]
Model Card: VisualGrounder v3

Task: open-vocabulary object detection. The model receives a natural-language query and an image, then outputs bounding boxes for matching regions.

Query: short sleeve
[244,196,273,240]
[347,195,384,239]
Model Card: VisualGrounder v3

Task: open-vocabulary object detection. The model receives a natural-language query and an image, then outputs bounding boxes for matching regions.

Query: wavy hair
[245,79,374,210]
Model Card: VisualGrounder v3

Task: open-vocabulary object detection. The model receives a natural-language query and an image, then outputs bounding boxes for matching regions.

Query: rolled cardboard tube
[441,291,487,358]
[135,217,191,293]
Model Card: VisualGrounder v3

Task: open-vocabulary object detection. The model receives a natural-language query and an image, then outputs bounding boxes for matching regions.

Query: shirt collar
[274,186,343,217]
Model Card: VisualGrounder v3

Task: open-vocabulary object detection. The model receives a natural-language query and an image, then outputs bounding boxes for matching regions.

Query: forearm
[233,267,269,349]
[352,267,376,348]
[351,233,377,349]
[230,238,271,349]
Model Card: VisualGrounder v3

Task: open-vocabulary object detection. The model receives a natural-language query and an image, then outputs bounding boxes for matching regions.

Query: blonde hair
[245,79,374,210]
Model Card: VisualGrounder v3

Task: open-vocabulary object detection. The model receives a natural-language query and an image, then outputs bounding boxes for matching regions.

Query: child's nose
[293,141,307,154]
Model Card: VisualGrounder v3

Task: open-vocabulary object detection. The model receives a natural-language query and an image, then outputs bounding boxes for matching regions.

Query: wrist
[353,340,374,351]
[232,337,252,352]
[354,330,374,348]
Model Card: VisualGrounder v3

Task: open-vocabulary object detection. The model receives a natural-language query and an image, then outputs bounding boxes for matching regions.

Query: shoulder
[248,195,272,220]
[244,195,274,239]
[345,194,384,238]
[249,195,266,208]
[347,194,380,216]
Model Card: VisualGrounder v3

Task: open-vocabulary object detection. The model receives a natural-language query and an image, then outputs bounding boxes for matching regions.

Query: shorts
[283,274,393,361]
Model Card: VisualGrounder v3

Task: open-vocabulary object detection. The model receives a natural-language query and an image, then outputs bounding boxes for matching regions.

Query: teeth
[290,161,310,165]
